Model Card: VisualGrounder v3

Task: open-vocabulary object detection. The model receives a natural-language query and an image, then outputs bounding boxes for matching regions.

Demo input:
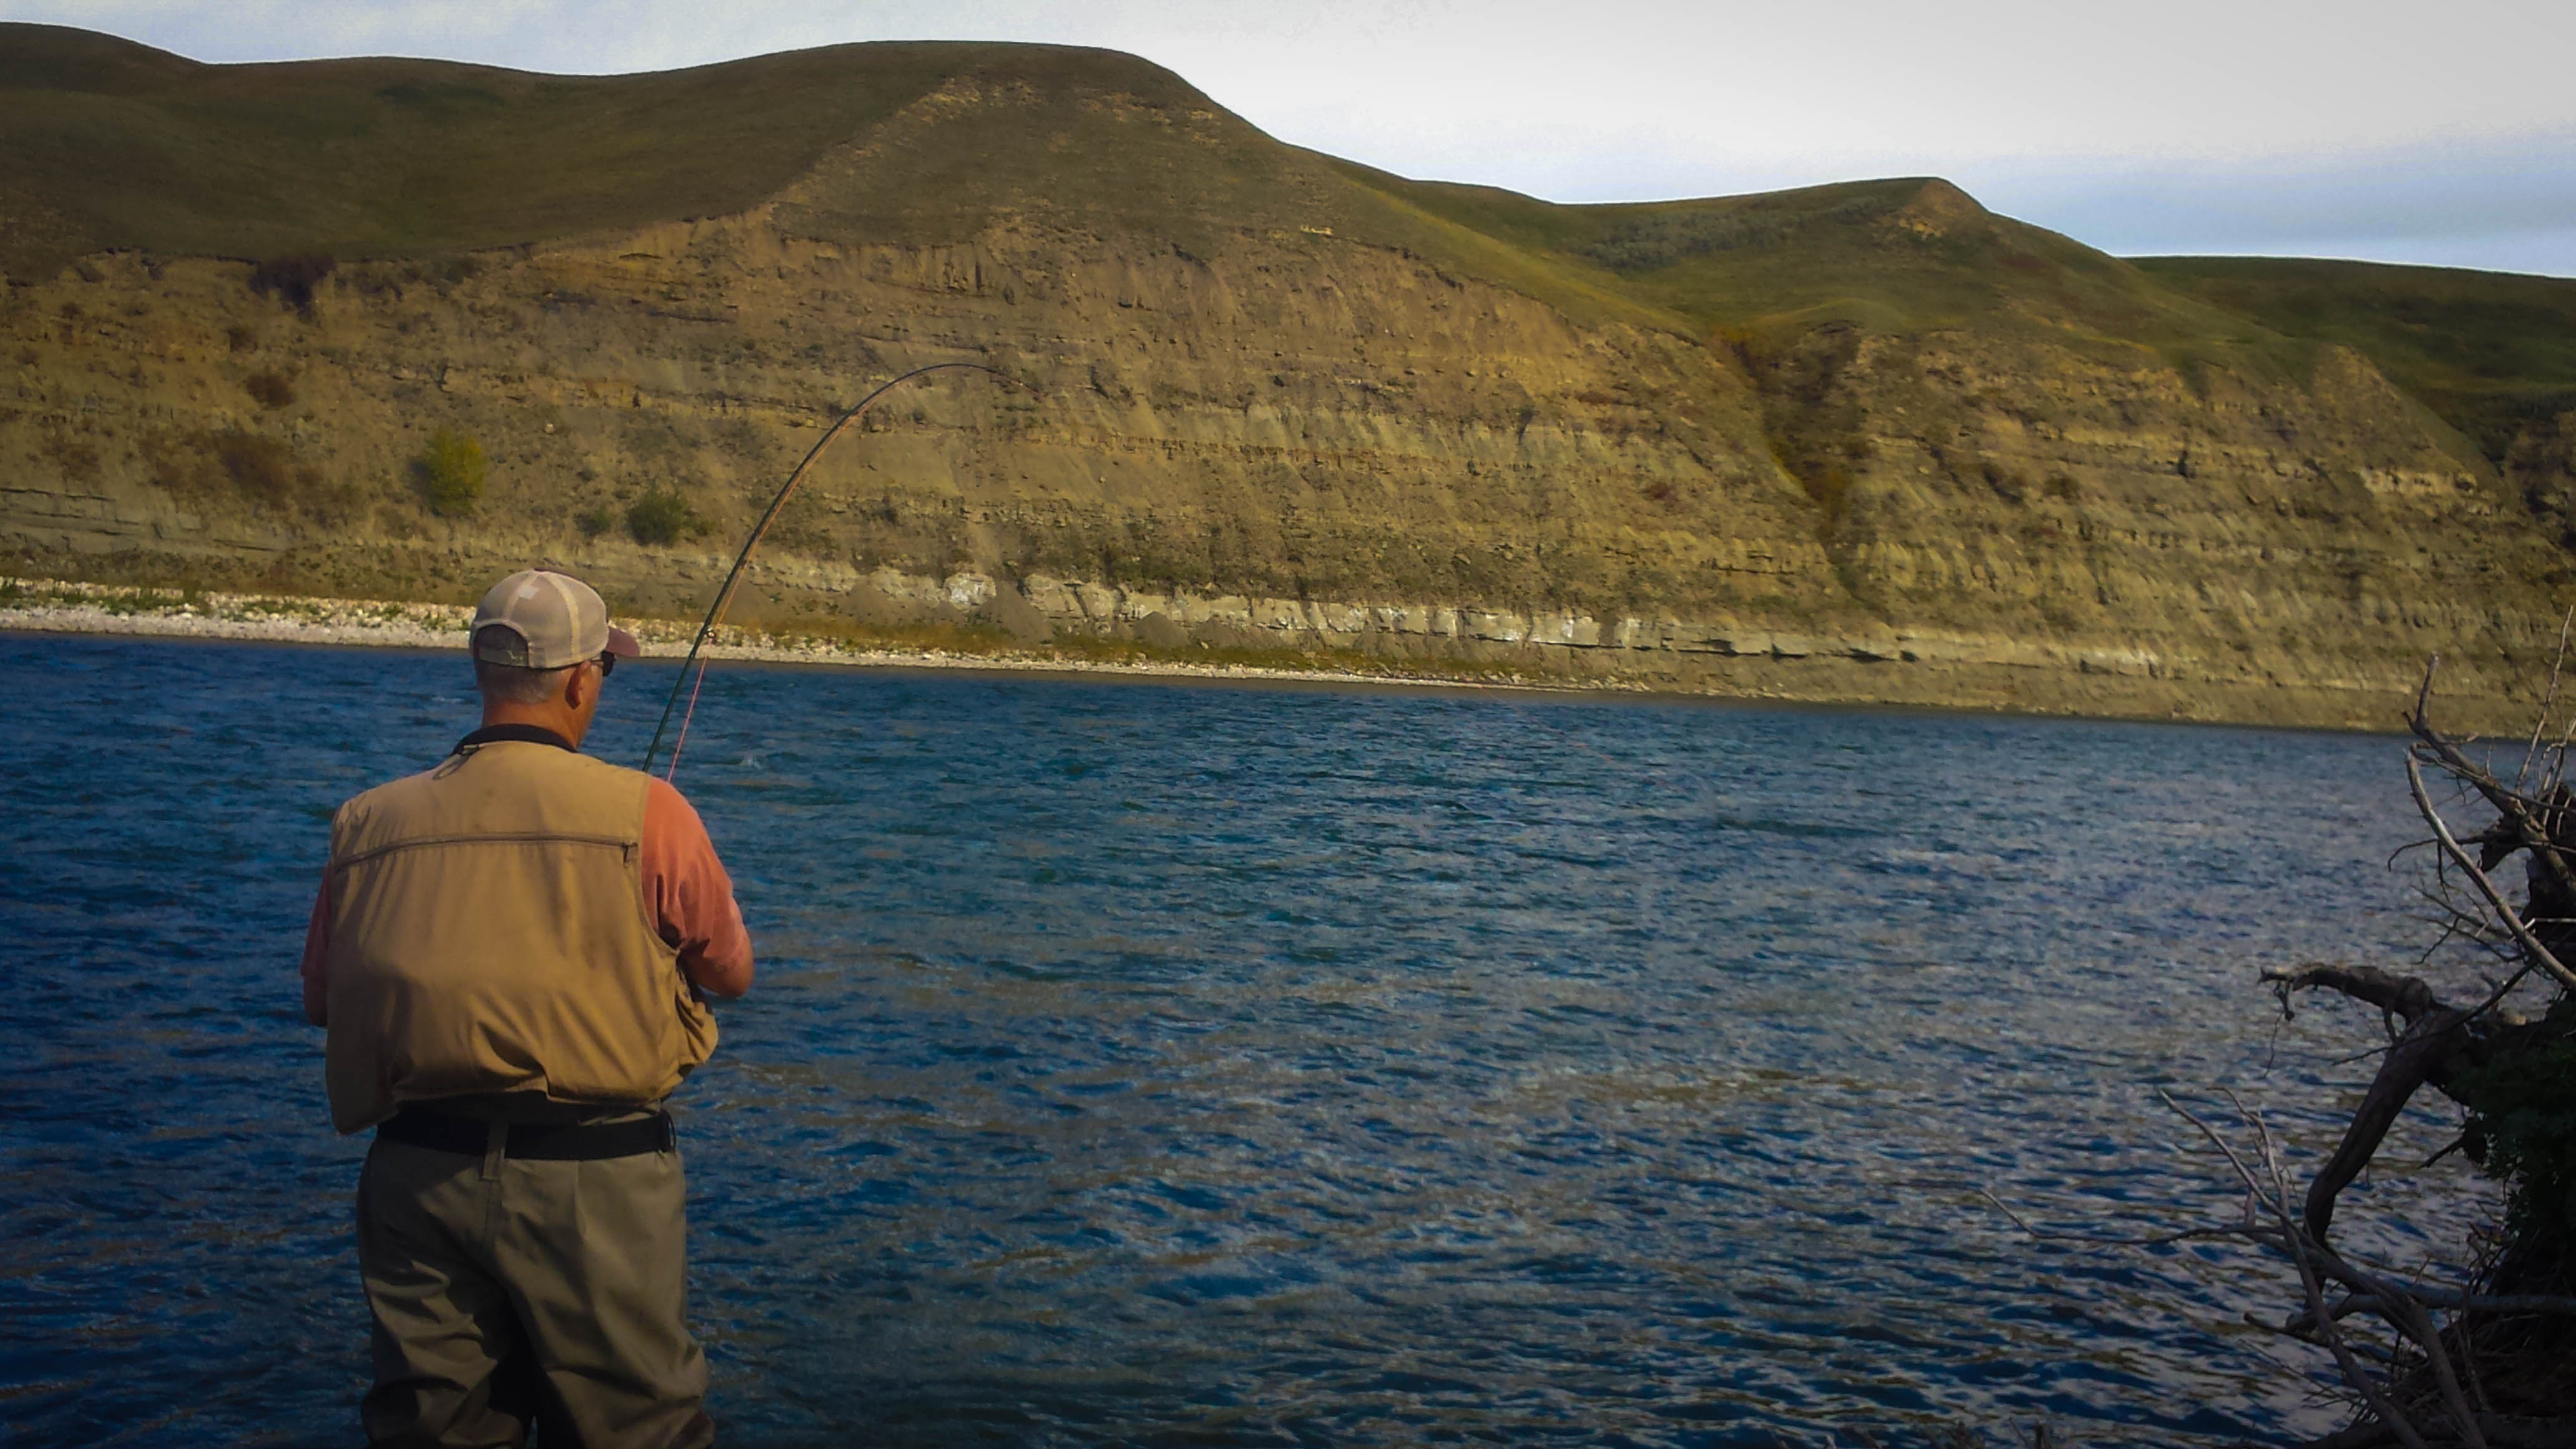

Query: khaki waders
[355,1120,713,1449]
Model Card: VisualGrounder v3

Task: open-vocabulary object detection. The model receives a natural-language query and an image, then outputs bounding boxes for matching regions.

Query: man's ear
[562,663,593,712]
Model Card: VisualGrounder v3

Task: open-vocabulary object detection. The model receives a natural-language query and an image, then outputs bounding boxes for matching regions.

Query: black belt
[378,1105,676,1161]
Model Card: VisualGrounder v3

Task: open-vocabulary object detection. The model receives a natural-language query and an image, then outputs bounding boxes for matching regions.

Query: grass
[2135,256,2576,465]
[0,26,1214,274]
[0,22,2301,360]
[8,20,2529,407]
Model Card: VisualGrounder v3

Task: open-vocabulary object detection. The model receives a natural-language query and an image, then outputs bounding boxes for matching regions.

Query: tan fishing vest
[320,739,718,1133]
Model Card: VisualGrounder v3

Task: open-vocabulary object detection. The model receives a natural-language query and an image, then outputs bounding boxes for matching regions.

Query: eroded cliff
[4,27,2569,728]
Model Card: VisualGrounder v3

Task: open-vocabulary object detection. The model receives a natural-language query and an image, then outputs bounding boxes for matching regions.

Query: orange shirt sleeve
[642,776,756,998]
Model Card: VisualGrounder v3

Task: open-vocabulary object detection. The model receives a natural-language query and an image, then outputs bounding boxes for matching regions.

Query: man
[301,567,754,1448]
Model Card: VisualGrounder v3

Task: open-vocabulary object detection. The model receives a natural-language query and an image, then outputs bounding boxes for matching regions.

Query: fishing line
[640,361,1020,778]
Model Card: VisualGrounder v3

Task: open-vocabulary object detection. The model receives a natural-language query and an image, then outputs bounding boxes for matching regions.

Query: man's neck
[481,703,590,748]
[461,721,577,752]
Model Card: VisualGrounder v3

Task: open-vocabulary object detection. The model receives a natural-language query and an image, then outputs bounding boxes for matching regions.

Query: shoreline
[0,577,2462,733]
[0,578,1622,698]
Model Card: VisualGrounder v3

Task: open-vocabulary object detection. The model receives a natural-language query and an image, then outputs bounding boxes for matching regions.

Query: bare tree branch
[2302,1004,2476,1240]
[2408,755,2576,995]
[2515,607,2576,796]
[2267,964,2455,1024]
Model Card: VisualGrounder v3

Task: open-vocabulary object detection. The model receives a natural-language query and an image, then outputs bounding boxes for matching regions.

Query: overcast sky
[16,0,2576,276]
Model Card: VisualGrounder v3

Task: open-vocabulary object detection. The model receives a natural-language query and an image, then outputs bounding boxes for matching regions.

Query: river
[0,634,2492,1446]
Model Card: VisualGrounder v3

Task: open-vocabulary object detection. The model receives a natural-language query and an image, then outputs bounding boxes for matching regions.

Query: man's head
[470,569,641,743]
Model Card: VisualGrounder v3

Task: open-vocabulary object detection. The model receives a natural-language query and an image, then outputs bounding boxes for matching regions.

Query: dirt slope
[4,25,2568,728]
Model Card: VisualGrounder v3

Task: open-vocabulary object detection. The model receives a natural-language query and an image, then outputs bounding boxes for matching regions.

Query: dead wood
[1994,660,2576,1448]
[2265,963,2452,1025]
[2258,963,2565,1241]
[2302,1005,2477,1239]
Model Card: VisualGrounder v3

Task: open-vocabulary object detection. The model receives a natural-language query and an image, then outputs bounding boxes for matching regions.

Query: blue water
[1,634,2497,1447]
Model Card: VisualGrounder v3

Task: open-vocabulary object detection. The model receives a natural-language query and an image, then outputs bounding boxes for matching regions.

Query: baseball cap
[471,568,642,669]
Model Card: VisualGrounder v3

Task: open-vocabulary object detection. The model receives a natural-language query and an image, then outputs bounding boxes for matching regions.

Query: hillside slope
[2138,256,2576,547]
[4,24,2569,728]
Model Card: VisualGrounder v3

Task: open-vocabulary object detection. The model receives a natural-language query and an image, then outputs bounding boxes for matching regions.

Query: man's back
[320,736,718,1133]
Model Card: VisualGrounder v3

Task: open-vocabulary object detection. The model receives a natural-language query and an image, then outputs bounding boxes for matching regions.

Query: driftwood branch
[2267,962,2454,1025]
[2259,713,2576,1247]
[1993,1083,2576,1448]
[2289,1290,2576,1333]
[2261,961,2491,1241]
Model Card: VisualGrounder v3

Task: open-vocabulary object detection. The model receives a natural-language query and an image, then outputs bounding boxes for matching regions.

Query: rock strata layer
[2,37,2570,730]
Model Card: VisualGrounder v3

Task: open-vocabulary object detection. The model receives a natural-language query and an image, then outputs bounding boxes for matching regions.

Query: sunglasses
[594,650,618,678]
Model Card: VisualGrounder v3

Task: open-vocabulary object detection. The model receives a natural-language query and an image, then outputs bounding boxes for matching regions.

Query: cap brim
[605,625,642,658]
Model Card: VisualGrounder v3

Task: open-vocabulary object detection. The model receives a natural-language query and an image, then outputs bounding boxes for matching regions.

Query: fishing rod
[639,361,1020,778]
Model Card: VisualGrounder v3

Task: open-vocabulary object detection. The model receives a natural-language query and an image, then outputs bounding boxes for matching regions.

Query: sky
[14,0,2576,276]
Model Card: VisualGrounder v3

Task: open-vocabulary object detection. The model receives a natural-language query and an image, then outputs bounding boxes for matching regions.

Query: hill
[3,23,2570,729]
[2137,256,2576,540]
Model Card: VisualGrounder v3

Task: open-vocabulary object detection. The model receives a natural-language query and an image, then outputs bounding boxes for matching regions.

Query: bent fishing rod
[639,361,1021,778]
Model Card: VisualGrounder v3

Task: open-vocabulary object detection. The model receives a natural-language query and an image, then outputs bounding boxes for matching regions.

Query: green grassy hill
[12,20,2555,418]
[0,23,1694,331]
[2136,256,2576,466]
[6,22,2573,729]
[9,22,2567,406]
[0,24,2278,347]
[0,26,952,257]
[0,26,1201,268]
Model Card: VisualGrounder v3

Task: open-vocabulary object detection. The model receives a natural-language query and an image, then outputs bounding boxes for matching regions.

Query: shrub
[214,432,297,505]
[625,489,699,547]
[248,254,336,316]
[576,506,616,539]
[245,370,296,409]
[414,431,487,516]
[142,428,320,513]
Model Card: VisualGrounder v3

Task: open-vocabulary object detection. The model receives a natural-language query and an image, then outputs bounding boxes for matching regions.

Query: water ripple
[0,638,2497,1446]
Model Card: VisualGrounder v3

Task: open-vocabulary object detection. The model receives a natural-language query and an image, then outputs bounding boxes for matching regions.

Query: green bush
[625,489,699,547]
[414,431,486,516]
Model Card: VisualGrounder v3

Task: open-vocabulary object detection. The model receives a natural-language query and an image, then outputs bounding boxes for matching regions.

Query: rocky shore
[11,575,2534,730]
[0,577,1595,693]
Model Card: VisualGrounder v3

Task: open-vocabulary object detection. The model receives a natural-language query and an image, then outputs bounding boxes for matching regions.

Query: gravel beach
[0,578,1577,692]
